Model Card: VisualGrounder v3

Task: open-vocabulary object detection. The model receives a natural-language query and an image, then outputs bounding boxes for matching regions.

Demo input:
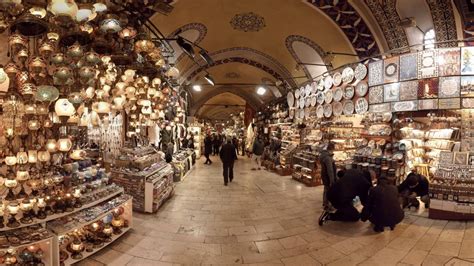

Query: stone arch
[285,35,331,80]
[190,87,260,116]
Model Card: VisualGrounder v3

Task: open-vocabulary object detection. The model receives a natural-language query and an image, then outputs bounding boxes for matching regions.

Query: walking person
[213,134,221,156]
[361,176,404,232]
[251,136,264,170]
[319,142,337,211]
[220,139,237,186]
[232,136,239,160]
[165,142,174,163]
[204,133,213,164]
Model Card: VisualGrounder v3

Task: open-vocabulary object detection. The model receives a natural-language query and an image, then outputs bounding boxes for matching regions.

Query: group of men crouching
[319,143,430,232]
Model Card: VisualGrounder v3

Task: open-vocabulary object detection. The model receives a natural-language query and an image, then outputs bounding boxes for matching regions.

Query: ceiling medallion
[225,72,240,79]
[230,12,265,32]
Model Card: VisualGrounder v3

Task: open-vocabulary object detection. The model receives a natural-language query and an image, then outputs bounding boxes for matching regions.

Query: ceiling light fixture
[257,86,266,95]
[204,73,215,86]
[192,85,202,92]
[176,36,195,58]
[199,50,214,65]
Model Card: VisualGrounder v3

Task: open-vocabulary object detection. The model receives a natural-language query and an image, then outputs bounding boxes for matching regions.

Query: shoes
[230,178,233,182]
[390,225,395,231]
[224,182,228,186]
[373,225,384,233]
[251,168,256,170]
[425,203,430,209]
[318,211,330,226]
[258,168,261,170]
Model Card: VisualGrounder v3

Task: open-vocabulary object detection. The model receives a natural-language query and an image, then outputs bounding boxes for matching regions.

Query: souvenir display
[316,92,325,105]
[295,88,301,99]
[342,67,354,84]
[342,100,354,115]
[323,104,333,118]
[287,92,295,107]
[461,47,474,75]
[418,78,439,99]
[384,56,399,83]
[418,50,438,79]
[333,87,343,102]
[439,77,460,98]
[369,86,384,104]
[333,72,342,86]
[438,48,461,76]
[355,81,369,97]
[333,102,343,116]
[316,105,324,118]
[368,60,384,86]
[355,63,368,81]
[325,90,333,104]
[355,98,368,114]
[310,96,317,107]
[400,53,418,81]
[383,83,400,102]
[399,80,419,101]
[344,86,355,100]
[324,75,333,90]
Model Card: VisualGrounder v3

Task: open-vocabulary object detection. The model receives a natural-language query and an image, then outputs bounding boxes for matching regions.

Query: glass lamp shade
[37,197,46,208]
[29,7,47,18]
[20,199,32,211]
[51,53,65,65]
[134,40,155,54]
[93,2,107,12]
[92,101,111,115]
[119,27,137,40]
[28,120,41,131]
[24,104,37,115]
[78,66,95,79]
[46,139,58,153]
[47,31,60,42]
[28,150,38,164]
[4,62,19,77]
[47,0,78,18]
[76,4,96,22]
[16,170,30,181]
[125,86,136,96]
[113,96,126,110]
[17,151,28,164]
[67,43,84,58]
[141,106,152,115]
[43,118,53,128]
[37,105,49,115]
[165,67,180,78]
[38,151,51,162]
[100,17,122,33]
[58,138,72,152]
[55,98,76,117]
[28,56,46,73]
[5,156,17,166]
[0,67,7,84]
[70,149,85,160]
[7,202,19,215]
[138,99,151,106]
[84,51,101,65]
[39,42,54,57]
[67,114,80,125]
[68,92,83,106]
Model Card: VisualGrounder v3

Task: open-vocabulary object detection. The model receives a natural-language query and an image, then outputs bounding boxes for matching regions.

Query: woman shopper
[204,133,213,164]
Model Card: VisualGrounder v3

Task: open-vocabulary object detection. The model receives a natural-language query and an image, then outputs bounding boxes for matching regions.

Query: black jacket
[252,139,264,155]
[204,136,213,155]
[319,150,337,187]
[327,169,371,207]
[362,179,404,226]
[220,142,237,163]
[398,174,429,196]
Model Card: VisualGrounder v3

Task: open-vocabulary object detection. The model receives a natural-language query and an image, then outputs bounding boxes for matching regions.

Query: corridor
[83,156,474,265]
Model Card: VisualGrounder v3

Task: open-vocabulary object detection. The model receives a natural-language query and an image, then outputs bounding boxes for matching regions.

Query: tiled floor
[81,156,474,265]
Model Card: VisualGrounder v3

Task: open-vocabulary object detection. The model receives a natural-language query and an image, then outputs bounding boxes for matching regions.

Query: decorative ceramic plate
[294,88,300,99]
[300,87,306,97]
[295,98,300,109]
[305,84,312,97]
[311,96,317,107]
[289,109,294,119]
[323,103,332,118]
[287,92,294,107]
[382,112,393,122]
[369,86,384,104]
[333,102,343,116]
[355,63,368,80]
[299,97,305,109]
[344,86,355,100]
[318,79,325,91]
[305,97,311,108]
[342,100,354,115]
[333,87,343,102]
[333,72,342,86]
[317,92,325,104]
[439,76,460,98]
[342,67,355,84]
[324,76,333,90]
[311,82,318,94]
[325,90,333,103]
[355,98,369,114]
[316,105,324,118]
[355,81,368,97]
[304,107,311,119]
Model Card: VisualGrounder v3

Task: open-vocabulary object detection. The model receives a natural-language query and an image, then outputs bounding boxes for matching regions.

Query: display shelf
[62,227,131,266]
[0,236,54,253]
[48,196,132,236]
[0,186,124,232]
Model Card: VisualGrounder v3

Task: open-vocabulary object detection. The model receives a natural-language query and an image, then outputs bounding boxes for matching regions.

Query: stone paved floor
[80,155,474,265]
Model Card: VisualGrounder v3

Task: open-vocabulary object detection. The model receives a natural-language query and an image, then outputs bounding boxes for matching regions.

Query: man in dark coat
[319,143,337,211]
[220,139,237,186]
[398,172,430,209]
[213,134,221,156]
[204,134,213,164]
[319,169,373,225]
[361,177,404,232]
[252,136,264,170]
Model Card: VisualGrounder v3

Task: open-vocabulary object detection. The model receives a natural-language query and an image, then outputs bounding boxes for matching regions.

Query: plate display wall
[384,56,399,83]
[438,77,460,98]
[368,60,384,86]
[369,85,384,104]
[461,47,474,75]
[400,53,417,81]
[418,50,438,79]
[399,80,419,101]
[438,48,460,76]
[383,83,400,102]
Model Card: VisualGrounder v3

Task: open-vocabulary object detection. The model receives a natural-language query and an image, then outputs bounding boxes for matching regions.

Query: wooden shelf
[360,134,391,140]
[0,236,54,252]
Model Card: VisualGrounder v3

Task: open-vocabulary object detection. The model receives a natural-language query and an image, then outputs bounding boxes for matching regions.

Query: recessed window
[424,29,435,49]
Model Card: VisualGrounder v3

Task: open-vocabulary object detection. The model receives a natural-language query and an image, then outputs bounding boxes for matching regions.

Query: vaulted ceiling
[151,0,466,120]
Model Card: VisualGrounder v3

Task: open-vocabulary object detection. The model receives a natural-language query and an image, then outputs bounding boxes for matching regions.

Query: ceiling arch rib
[196,92,247,120]
[285,35,330,80]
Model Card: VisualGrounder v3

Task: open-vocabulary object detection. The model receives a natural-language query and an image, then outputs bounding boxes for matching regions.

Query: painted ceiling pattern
[285,35,331,79]
[230,12,266,32]
[426,0,457,48]
[307,0,379,58]
[365,0,409,51]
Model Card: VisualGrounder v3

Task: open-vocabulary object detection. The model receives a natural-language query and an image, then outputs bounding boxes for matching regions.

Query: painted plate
[342,100,354,115]
[305,84,312,97]
[333,72,342,86]
[316,105,324,118]
[333,87,343,102]
[355,81,369,97]
[344,86,355,100]
[304,107,311,119]
[342,67,355,84]
[318,79,325,91]
[299,97,305,109]
[305,97,311,108]
[325,90,333,103]
[295,98,300,109]
[324,75,333,90]
[294,88,300,99]
[355,98,369,114]
[323,103,332,118]
[333,102,343,116]
[311,82,318,94]
[311,95,317,107]
[355,63,368,80]
[287,92,295,107]
[289,109,294,119]
[316,92,325,104]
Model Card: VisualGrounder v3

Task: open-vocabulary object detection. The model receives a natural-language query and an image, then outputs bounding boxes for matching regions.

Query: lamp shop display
[0,0,189,264]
